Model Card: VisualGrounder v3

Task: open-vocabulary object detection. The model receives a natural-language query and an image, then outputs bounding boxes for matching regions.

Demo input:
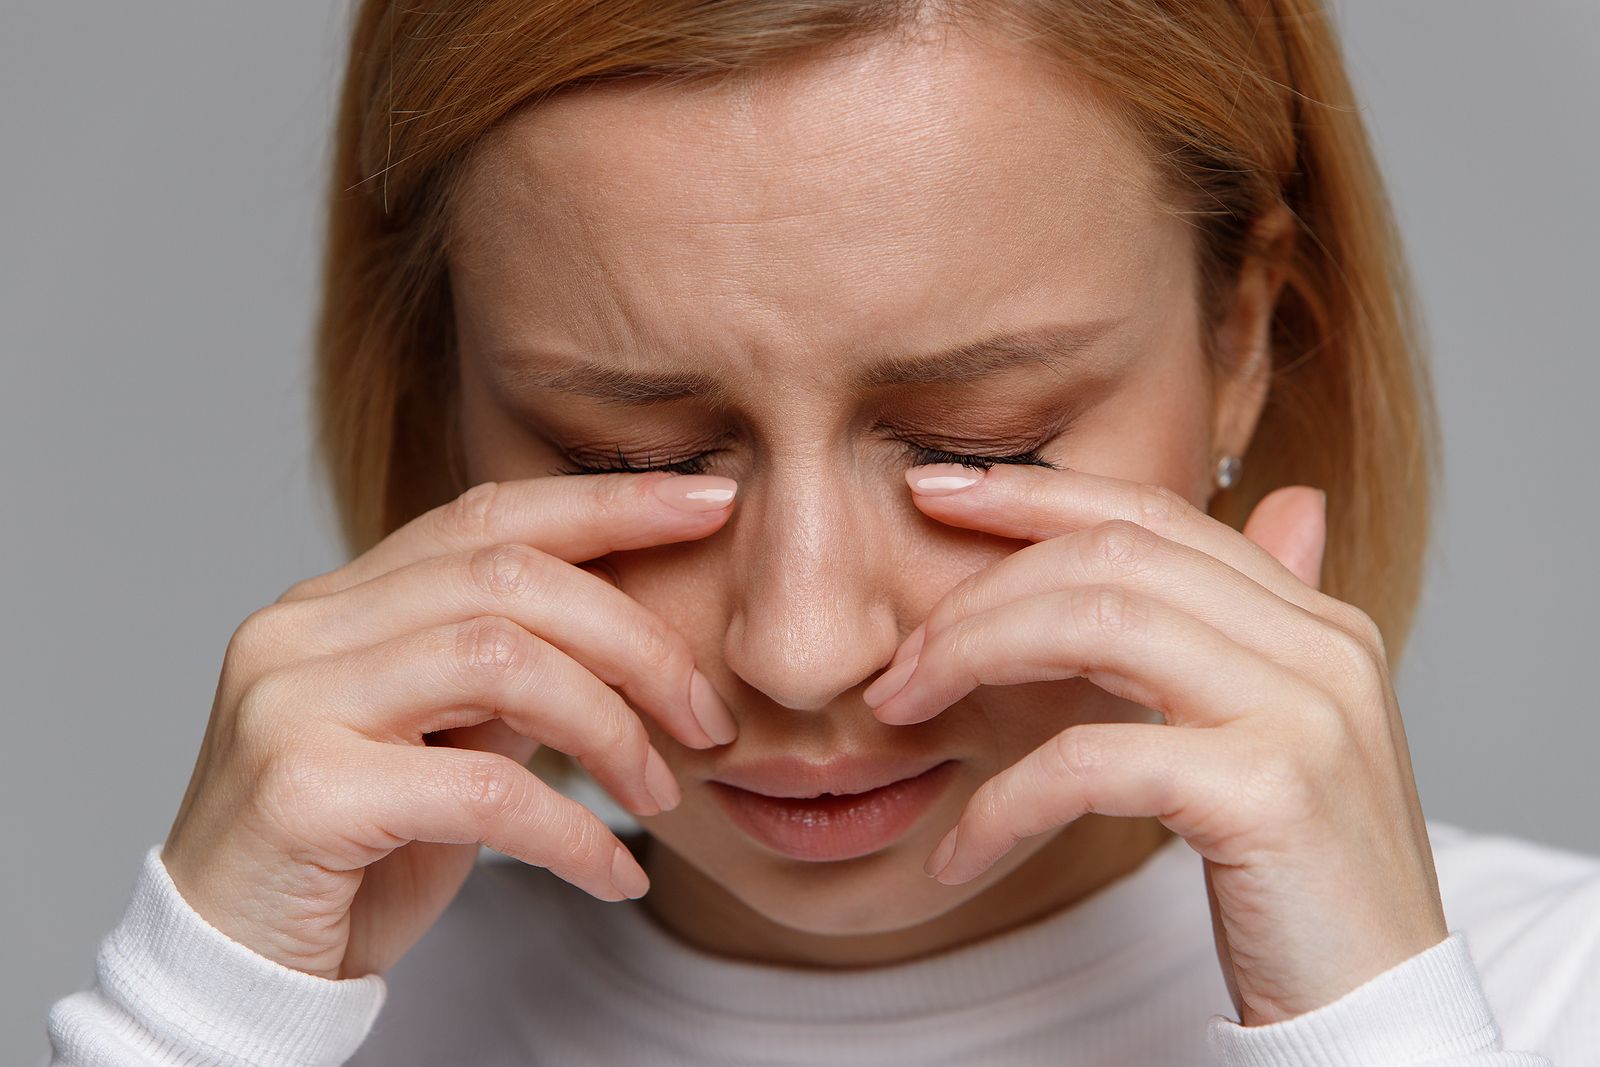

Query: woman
[45,1,1598,1063]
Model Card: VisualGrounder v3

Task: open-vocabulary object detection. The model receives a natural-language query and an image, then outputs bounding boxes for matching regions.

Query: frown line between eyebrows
[483,319,1124,407]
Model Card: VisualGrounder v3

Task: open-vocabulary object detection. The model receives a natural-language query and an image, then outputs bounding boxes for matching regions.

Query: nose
[719,470,903,711]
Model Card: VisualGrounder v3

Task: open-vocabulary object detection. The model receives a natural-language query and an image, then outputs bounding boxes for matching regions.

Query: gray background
[3,1,1596,1056]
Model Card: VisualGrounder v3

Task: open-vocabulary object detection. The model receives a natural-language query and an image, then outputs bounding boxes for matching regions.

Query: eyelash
[553,442,1059,476]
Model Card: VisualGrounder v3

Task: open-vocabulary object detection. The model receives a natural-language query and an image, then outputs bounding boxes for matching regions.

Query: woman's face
[449,25,1273,963]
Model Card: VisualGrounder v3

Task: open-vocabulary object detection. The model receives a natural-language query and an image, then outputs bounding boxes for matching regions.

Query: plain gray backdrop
[4,1,1597,1057]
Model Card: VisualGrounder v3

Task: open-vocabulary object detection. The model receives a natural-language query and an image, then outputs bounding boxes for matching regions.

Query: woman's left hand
[863,461,1449,1026]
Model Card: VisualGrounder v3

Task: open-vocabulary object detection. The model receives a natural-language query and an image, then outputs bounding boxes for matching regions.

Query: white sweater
[43,819,1600,1066]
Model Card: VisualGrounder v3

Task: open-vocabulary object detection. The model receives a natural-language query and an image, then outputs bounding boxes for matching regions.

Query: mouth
[708,759,958,862]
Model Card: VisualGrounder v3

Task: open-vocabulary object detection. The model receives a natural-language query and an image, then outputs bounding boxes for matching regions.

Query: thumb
[1241,486,1327,590]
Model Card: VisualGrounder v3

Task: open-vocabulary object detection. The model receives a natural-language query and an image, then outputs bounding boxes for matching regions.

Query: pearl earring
[1214,454,1242,491]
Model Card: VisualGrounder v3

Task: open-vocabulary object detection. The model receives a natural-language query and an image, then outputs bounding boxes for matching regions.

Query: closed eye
[553,441,1058,476]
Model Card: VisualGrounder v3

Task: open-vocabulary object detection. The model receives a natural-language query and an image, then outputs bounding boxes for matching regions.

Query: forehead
[446,23,1185,374]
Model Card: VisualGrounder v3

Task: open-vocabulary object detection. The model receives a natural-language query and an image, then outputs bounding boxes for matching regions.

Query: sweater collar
[538,829,1212,1024]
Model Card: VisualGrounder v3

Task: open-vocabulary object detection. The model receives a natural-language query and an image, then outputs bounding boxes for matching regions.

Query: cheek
[951,677,1153,767]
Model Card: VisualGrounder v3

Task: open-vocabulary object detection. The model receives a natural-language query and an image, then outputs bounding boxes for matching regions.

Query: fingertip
[651,474,738,515]
[905,464,986,497]
[688,670,739,746]
[890,623,926,668]
[863,654,918,710]
[609,844,650,900]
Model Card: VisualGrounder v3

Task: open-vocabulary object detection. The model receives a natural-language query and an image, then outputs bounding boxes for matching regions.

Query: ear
[1208,203,1297,471]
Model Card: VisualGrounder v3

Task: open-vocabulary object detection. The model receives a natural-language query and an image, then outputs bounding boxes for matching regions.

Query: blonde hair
[314,1,1438,678]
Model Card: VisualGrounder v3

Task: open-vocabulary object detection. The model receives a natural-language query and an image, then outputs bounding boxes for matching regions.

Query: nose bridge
[722,466,901,711]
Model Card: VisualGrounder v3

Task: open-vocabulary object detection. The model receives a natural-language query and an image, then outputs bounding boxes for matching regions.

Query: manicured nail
[610,845,650,900]
[891,623,926,668]
[863,654,918,709]
[906,464,984,495]
[653,475,738,512]
[689,670,739,745]
[642,746,681,812]
[925,826,959,878]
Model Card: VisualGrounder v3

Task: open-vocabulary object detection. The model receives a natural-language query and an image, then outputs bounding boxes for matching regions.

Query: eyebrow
[484,319,1122,407]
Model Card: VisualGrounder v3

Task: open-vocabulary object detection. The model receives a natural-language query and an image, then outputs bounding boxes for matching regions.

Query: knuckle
[1312,596,1387,659]
[1070,584,1146,638]
[1339,604,1388,661]
[452,616,531,686]
[1042,726,1101,783]
[468,542,546,601]
[1304,698,1355,761]
[589,472,640,519]
[630,621,686,681]
[1237,746,1312,820]
[578,697,648,770]
[226,604,289,672]
[561,809,615,868]
[939,618,983,669]
[967,780,1010,830]
[234,667,294,739]
[275,574,328,603]
[1085,519,1156,574]
[1134,482,1191,533]
[935,568,992,631]
[456,752,528,830]
[1316,618,1379,685]
[1239,727,1342,826]
[447,481,505,542]
[257,745,341,828]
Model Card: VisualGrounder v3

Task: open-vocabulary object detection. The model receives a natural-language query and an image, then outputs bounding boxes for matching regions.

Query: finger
[1242,486,1327,591]
[865,584,1328,729]
[262,541,736,751]
[430,717,540,769]
[905,520,1343,681]
[255,616,681,818]
[902,463,1337,624]
[925,720,1239,885]
[280,472,737,600]
[307,740,651,901]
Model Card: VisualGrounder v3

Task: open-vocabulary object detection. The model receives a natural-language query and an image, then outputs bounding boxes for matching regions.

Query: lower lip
[710,761,957,862]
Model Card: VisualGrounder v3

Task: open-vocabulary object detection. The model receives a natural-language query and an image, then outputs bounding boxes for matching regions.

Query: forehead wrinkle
[481,316,1120,410]
[449,28,1187,419]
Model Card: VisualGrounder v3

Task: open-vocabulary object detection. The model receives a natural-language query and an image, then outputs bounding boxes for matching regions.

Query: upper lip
[710,756,951,799]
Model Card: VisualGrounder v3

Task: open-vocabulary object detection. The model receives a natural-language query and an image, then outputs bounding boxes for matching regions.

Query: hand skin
[160,471,740,980]
[863,461,1449,1027]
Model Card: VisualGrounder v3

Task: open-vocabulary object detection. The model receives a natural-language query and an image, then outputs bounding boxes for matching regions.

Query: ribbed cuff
[1205,931,1532,1066]
[61,843,386,1066]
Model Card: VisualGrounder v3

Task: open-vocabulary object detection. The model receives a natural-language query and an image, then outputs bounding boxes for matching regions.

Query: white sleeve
[1205,931,1551,1065]
[45,844,386,1067]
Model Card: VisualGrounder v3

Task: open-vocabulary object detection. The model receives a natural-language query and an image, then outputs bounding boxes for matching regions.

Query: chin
[727,842,978,937]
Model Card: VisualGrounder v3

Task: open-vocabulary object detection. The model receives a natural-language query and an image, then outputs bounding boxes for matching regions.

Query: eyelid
[552,438,1061,477]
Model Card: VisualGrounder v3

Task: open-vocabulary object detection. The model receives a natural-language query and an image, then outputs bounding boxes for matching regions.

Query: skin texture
[447,16,1448,1019]
[160,17,1447,1030]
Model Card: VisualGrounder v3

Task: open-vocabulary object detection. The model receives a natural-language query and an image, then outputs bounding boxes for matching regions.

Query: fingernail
[891,623,926,668]
[653,475,738,512]
[863,654,918,709]
[906,464,984,495]
[643,746,681,812]
[610,845,650,900]
[925,826,959,878]
[689,670,739,745]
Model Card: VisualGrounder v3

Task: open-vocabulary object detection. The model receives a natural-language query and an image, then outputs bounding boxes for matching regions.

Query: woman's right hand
[159,472,740,981]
